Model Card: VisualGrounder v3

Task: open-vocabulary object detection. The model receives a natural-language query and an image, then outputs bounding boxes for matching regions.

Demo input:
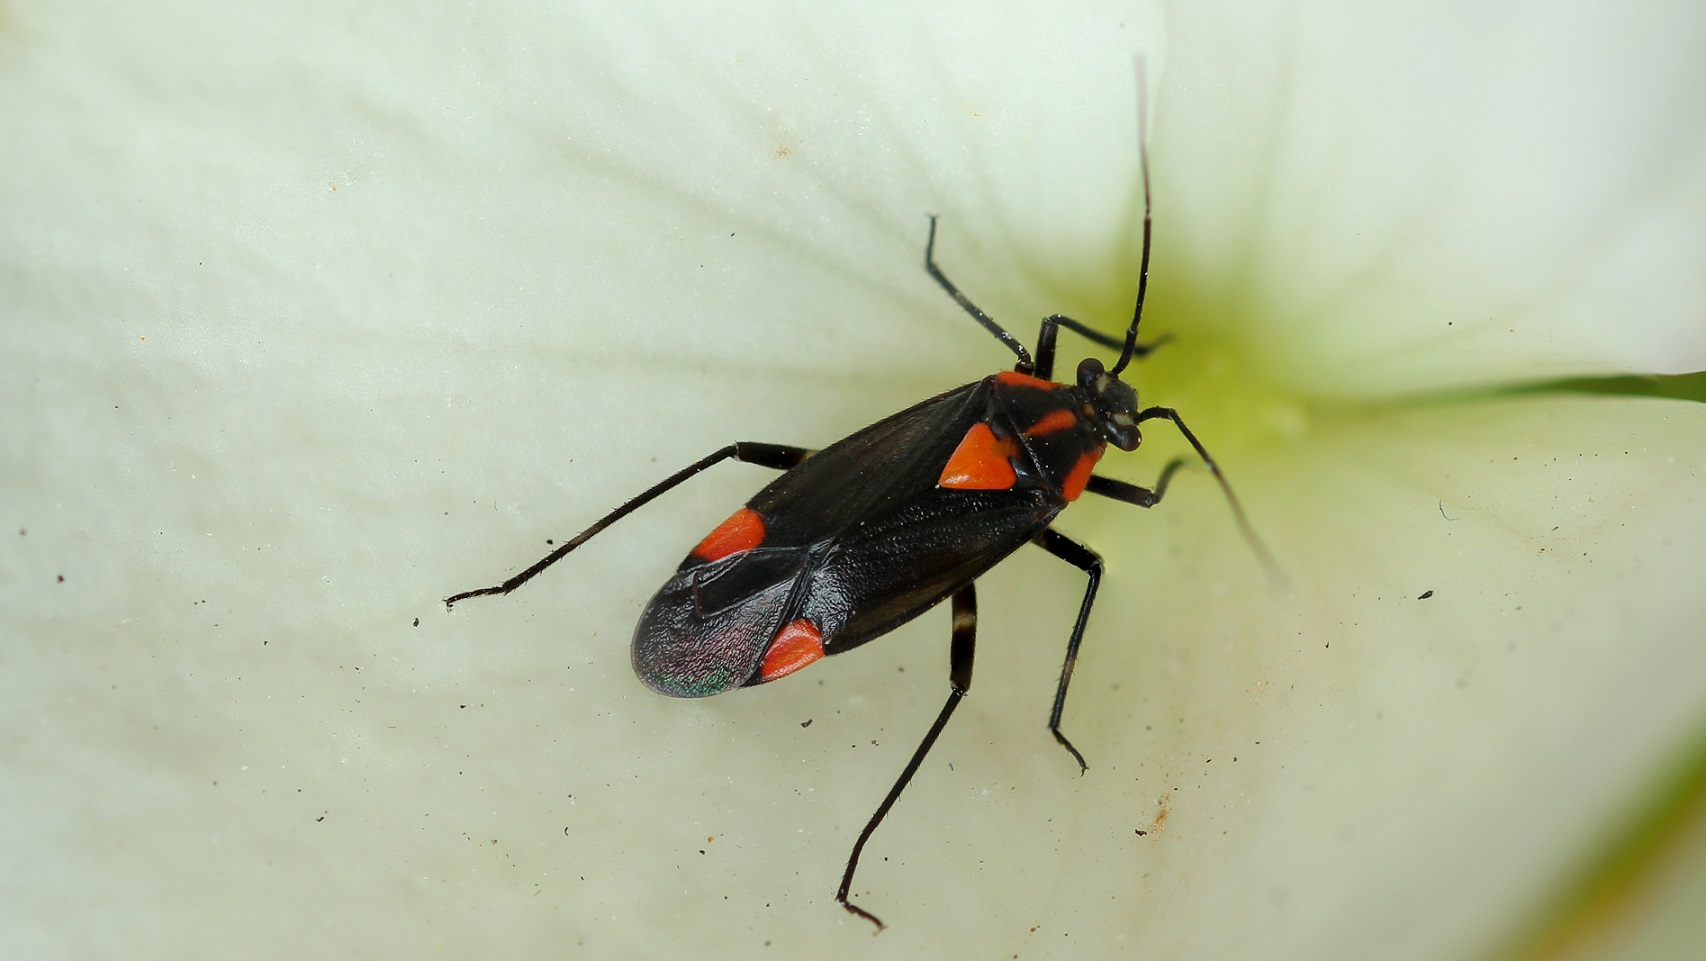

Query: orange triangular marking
[759,620,824,682]
[692,507,765,561]
[939,423,1018,490]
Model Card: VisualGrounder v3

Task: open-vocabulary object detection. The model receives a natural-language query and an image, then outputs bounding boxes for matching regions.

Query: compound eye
[1076,357,1107,392]
[1102,414,1141,451]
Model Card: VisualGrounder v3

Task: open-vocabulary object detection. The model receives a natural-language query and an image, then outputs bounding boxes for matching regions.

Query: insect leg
[444,442,812,608]
[1031,529,1105,773]
[838,583,977,932]
[1135,407,1289,589]
[1033,315,1170,382]
[922,216,1035,374]
[1081,458,1186,508]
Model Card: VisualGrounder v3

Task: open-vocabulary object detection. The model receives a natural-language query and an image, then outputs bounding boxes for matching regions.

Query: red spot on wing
[1061,451,1102,501]
[691,506,765,561]
[758,619,824,682]
[996,370,1057,391]
[939,422,1019,490]
[1024,408,1079,437]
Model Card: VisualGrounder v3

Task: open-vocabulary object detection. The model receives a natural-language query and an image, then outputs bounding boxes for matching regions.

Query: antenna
[1110,59,1153,377]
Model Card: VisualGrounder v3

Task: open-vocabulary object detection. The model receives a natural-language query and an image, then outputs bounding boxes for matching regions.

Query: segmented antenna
[1110,60,1153,377]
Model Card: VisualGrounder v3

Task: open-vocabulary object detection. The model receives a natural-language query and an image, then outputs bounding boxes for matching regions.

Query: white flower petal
[1159,0,1706,396]
[1017,392,1706,957]
[11,1,1705,959]
[0,1,1173,957]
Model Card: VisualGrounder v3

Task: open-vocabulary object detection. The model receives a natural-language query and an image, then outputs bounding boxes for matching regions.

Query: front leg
[1032,315,1170,382]
[1082,458,1186,508]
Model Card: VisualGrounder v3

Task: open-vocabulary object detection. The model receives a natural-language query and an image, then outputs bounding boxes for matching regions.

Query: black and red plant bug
[445,97,1270,931]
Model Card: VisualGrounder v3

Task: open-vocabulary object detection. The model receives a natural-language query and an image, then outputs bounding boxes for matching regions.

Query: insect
[445,116,1268,931]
